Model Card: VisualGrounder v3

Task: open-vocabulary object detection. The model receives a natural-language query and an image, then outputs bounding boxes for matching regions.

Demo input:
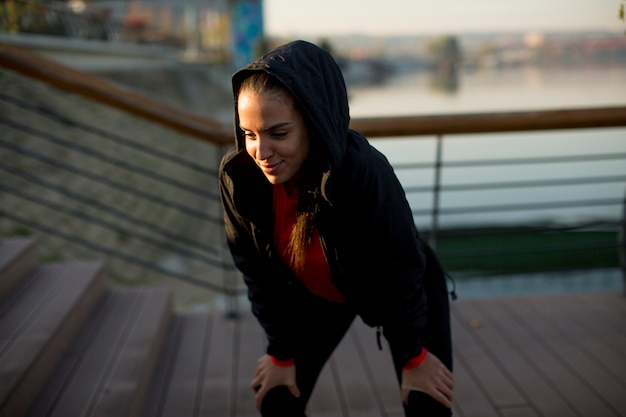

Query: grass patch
[10,225,33,236]
[435,228,620,275]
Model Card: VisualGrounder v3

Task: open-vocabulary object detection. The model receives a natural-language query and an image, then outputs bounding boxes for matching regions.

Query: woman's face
[238,89,310,186]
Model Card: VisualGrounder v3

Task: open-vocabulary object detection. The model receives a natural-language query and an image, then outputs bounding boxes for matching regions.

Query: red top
[273,184,345,303]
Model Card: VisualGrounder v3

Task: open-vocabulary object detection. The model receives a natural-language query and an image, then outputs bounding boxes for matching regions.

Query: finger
[250,375,261,389]
[255,386,268,411]
[435,389,452,409]
[401,388,409,405]
[288,384,301,399]
[443,371,455,388]
[438,382,453,400]
[436,395,451,409]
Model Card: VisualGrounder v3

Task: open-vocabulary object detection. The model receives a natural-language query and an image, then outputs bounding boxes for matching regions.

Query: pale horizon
[264,0,625,37]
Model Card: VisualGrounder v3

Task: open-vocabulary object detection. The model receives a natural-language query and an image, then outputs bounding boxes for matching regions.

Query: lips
[260,161,282,175]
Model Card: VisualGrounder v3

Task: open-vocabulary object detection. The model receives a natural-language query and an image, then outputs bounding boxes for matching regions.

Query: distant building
[60,0,264,65]
[230,0,264,68]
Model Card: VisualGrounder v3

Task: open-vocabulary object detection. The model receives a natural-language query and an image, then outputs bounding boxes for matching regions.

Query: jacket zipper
[376,326,383,351]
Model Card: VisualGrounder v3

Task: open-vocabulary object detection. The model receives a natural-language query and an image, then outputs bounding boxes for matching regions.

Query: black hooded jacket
[219,40,441,364]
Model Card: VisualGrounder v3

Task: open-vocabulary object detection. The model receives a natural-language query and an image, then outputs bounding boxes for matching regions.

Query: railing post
[429,134,444,250]
[618,188,626,296]
[218,145,241,319]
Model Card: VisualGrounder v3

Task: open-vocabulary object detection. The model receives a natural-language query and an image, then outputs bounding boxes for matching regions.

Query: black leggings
[260,273,453,417]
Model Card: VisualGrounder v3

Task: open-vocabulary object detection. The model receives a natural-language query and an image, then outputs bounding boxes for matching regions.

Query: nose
[255,136,273,161]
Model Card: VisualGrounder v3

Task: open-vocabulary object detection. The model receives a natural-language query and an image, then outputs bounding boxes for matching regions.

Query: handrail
[350,107,626,137]
[2,40,625,144]
[0,41,233,145]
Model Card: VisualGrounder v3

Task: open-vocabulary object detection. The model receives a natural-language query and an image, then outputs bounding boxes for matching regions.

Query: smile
[260,161,282,175]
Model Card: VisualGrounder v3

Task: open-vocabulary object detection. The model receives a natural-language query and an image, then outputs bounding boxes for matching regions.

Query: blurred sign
[231,0,264,68]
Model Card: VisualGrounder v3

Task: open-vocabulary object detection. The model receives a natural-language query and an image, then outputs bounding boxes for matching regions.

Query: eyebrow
[239,122,291,132]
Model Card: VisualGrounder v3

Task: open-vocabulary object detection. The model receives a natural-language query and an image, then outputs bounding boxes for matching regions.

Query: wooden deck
[143,290,626,417]
[2,239,624,417]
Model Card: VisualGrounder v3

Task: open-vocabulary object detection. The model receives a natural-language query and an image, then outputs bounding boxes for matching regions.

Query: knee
[405,390,452,417]
[260,386,305,417]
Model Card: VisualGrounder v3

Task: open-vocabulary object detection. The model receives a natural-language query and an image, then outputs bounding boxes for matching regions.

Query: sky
[264,0,625,37]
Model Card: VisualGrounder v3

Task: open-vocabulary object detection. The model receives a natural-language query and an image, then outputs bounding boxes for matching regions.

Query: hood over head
[232,40,350,173]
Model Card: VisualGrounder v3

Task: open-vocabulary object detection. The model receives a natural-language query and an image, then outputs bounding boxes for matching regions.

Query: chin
[264,175,281,185]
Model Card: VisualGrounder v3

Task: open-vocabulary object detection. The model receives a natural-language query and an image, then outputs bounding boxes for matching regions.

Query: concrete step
[0,261,108,417]
[0,238,37,299]
[26,286,172,417]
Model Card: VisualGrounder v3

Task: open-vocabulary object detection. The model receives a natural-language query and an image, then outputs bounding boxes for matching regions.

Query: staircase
[0,238,189,417]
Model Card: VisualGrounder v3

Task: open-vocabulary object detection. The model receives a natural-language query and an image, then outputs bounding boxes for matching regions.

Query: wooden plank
[42,290,140,417]
[0,267,62,353]
[0,238,37,299]
[136,292,626,417]
[495,294,619,417]
[199,311,238,417]
[450,353,499,417]
[458,299,572,417]
[450,303,528,409]
[537,294,626,386]
[572,292,626,340]
[499,408,542,417]
[152,312,211,417]
[25,292,122,417]
[90,287,172,417]
[1,262,106,417]
[233,311,265,417]
[140,314,186,417]
[522,295,626,417]
[31,289,170,417]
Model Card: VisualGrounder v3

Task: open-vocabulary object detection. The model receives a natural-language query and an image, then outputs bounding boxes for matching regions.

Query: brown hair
[238,72,320,273]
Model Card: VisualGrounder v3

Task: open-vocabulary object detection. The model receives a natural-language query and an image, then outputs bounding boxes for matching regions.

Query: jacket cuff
[269,355,295,367]
[403,347,428,370]
[266,342,294,363]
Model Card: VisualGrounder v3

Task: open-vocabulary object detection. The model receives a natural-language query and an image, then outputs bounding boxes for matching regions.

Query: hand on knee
[251,354,301,411]
[401,351,455,409]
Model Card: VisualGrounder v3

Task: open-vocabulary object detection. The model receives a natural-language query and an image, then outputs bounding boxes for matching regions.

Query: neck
[284,179,299,197]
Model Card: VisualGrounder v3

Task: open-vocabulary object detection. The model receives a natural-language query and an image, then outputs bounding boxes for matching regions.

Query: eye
[243,131,256,140]
[271,131,287,139]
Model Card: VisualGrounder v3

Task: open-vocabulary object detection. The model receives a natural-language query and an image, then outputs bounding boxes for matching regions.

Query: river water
[348,66,626,230]
[348,66,626,297]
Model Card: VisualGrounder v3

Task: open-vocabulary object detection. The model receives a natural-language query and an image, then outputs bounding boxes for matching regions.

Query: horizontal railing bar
[431,219,624,236]
[404,175,626,194]
[0,162,219,256]
[351,107,626,137]
[0,41,233,145]
[1,211,244,294]
[412,198,623,216]
[0,138,221,223]
[394,152,626,170]
[0,183,226,268]
[0,116,219,200]
[440,241,620,259]
[0,92,217,176]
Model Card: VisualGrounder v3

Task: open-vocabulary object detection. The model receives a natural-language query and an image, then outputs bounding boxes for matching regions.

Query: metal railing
[0,89,241,304]
[1,40,625,307]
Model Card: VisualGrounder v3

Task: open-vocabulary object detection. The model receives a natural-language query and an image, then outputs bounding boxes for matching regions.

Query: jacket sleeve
[219,159,297,360]
[346,144,430,364]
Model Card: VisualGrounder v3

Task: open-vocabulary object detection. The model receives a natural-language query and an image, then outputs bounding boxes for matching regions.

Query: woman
[219,40,454,416]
